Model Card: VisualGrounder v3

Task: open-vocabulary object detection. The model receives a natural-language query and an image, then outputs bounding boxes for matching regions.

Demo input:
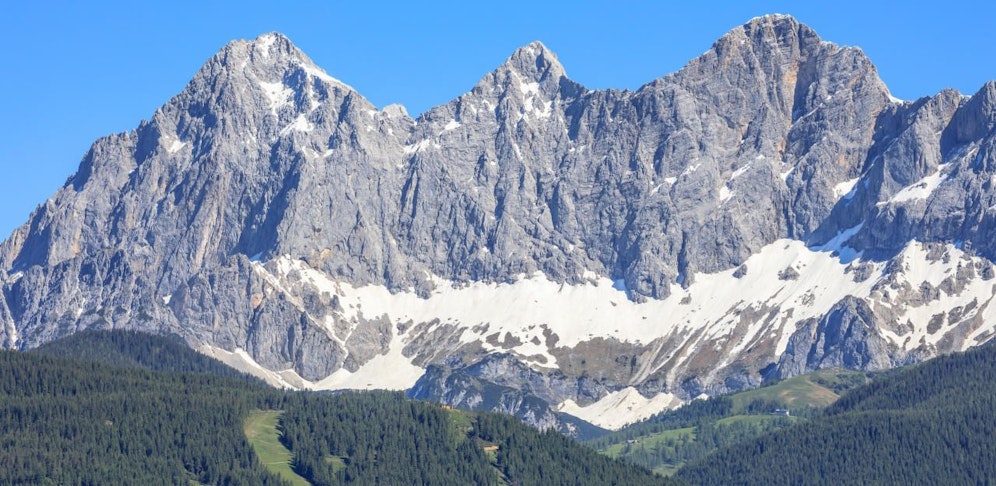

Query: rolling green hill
[729,367,871,413]
[677,344,996,484]
[587,368,871,475]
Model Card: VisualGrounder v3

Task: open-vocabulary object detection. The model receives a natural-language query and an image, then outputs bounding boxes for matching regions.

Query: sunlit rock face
[4,16,996,431]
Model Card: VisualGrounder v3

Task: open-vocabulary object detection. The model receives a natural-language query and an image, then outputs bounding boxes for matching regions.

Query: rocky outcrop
[772,296,898,379]
[408,357,606,438]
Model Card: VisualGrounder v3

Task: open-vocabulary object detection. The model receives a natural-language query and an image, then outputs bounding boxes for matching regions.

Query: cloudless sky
[1,1,994,238]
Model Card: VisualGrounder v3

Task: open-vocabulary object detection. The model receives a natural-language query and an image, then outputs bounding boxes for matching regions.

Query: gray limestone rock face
[773,296,897,379]
[407,358,604,437]
[2,15,996,425]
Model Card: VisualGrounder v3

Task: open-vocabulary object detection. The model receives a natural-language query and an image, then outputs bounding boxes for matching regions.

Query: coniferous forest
[5,330,996,484]
[1,330,677,485]
[279,391,673,485]
[0,346,283,484]
[676,342,996,484]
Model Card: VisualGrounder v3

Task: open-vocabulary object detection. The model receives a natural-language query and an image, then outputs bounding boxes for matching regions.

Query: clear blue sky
[1,1,994,238]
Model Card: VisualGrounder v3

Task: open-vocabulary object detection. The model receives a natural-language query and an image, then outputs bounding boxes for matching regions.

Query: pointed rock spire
[469,40,578,104]
[500,41,567,84]
[199,31,353,93]
[248,32,296,60]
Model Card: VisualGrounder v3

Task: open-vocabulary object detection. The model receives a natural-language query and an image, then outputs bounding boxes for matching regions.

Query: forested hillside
[677,344,996,484]
[30,329,253,377]
[13,329,996,485]
[587,368,870,475]
[0,330,678,485]
[0,350,284,484]
[280,391,676,485]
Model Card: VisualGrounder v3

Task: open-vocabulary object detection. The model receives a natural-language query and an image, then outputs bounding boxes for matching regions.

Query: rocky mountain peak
[702,14,821,60]
[955,81,996,138]
[740,14,817,47]
[501,41,566,84]
[204,32,307,76]
[247,32,296,59]
[700,13,872,82]
[468,40,574,102]
[171,31,356,120]
[4,19,996,433]
[221,32,326,76]
[146,31,371,158]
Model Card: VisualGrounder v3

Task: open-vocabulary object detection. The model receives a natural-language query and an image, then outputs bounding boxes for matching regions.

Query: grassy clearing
[715,414,798,427]
[731,368,868,412]
[324,454,347,473]
[592,368,870,476]
[445,407,475,444]
[601,427,695,458]
[244,410,311,486]
[654,464,682,476]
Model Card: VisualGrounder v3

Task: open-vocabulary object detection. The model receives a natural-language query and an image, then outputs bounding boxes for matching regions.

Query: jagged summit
[700,13,844,72]
[188,31,356,99]
[463,40,576,104]
[500,41,566,83]
[742,13,800,28]
[246,32,298,59]
[737,13,821,49]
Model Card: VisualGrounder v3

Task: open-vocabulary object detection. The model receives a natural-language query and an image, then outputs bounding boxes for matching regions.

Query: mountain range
[2,14,995,431]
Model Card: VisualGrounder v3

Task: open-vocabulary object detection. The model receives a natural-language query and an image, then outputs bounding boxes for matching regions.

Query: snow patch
[162,294,172,305]
[167,140,186,154]
[730,163,751,180]
[198,343,424,392]
[811,224,863,263]
[512,74,552,121]
[404,139,432,155]
[258,80,293,114]
[443,119,461,131]
[519,81,540,97]
[257,239,883,365]
[198,346,297,389]
[299,62,349,89]
[876,242,996,350]
[279,114,314,136]
[834,177,860,200]
[557,388,681,430]
[255,34,277,58]
[313,346,425,391]
[681,164,701,176]
[883,164,949,205]
[719,185,734,203]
